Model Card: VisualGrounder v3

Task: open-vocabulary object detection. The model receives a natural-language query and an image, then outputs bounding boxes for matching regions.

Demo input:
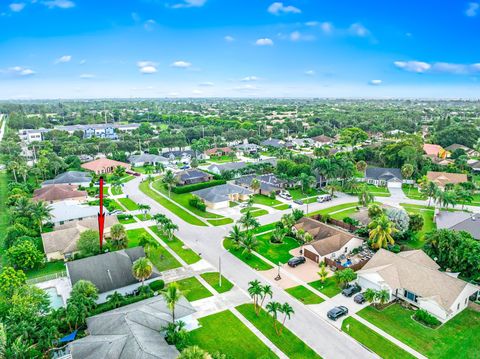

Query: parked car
[293,199,303,205]
[317,194,332,203]
[287,256,306,267]
[110,210,124,215]
[354,292,366,304]
[327,306,349,321]
[279,191,292,200]
[342,284,362,297]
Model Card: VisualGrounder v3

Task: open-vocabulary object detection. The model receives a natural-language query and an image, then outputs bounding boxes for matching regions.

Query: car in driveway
[279,191,292,200]
[287,256,306,267]
[354,292,366,304]
[342,284,362,297]
[327,306,349,321]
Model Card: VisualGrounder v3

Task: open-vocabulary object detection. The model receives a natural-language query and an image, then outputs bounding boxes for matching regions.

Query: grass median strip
[285,285,324,304]
[174,276,213,301]
[200,272,234,293]
[236,303,321,359]
[118,197,139,211]
[207,217,234,226]
[223,238,272,271]
[139,181,207,226]
[149,226,201,264]
[308,277,342,298]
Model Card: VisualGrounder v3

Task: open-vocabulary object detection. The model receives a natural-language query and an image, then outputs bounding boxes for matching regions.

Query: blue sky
[1,0,480,99]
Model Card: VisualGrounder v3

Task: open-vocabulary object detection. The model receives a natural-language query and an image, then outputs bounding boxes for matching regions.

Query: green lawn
[25,261,66,279]
[118,197,139,211]
[308,277,342,298]
[273,203,290,210]
[251,194,283,207]
[207,218,234,226]
[400,204,436,249]
[223,238,273,270]
[358,304,480,359]
[207,155,238,163]
[120,175,135,183]
[149,226,201,264]
[111,186,123,195]
[285,285,324,304]
[135,213,152,221]
[309,202,359,217]
[174,276,213,301]
[250,209,269,217]
[241,206,262,213]
[236,304,321,359]
[188,310,277,359]
[402,185,427,200]
[152,180,225,219]
[255,233,299,264]
[288,187,325,200]
[329,207,360,221]
[139,181,207,226]
[126,228,149,247]
[342,317,415,359]
[200,272,234,293]
[251,222,278,234]
[117,215,136,224]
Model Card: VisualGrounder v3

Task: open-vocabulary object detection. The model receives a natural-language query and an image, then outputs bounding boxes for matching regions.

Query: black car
[354,292,366,304]
[327,306,349,321]
[342,284,362,297]
[287,256,306,267]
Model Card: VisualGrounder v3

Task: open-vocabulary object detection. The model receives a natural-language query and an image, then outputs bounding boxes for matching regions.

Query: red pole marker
[98,176,105,251]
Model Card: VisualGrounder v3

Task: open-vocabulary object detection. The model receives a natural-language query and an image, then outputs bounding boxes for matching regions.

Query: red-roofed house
[205,147,233,157]
[423,144,449,159]
[81,158,131,175]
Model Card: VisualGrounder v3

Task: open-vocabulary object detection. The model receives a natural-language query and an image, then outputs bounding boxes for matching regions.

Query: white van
[317,194,332,203]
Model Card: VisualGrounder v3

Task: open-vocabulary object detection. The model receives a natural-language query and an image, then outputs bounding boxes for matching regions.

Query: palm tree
[155,162,165,174]
[111,179,122,195]
[0,323,6,359]
[317,262,328,283]
[178,346,210,359]
[31,200,52,232]
[138,233,159,256]
[437,190,457,209]
[363,288,377,304]
[401,164,414,193]
[368,215,397,249]
[313,146,329,158]
[227,225,243,249]
[109,223,128,249]
[106,291,124,308]
[162,170,177,197]
[7,161,19,182]
[250,178,261,194]
[248,280,263,313]
[164,220,179,241]
[270,227,286,244]
[357,184,375,207]
[138,203,151,216]
[325,180,342,196]
[298,172,316,194]
[132,257,153,286]
[266,301,282,334]
[455,187,473,209]
[239,210,260,232]
[241,232,259,258]
[279,302,294,334]
[259,284,273,309]
[355,160,367,174]
[420,180,438,207]
[162,282,183,322]
[375,289,390,307]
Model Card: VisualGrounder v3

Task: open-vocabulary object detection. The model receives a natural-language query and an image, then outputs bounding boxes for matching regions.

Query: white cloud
[289,31,314,42]
[144,19,156,31]
[305,70,315,76]
[394,61,431,73]
[349,23,370,37]
[137,61,158,74]
[224,35,235,42]
[9,3,26,12]
[171,0,206,9]
[80,73,95,79]
[320,22,333,33]
[3,66,35,77]
[42,0,75,9]
[171,60,192,68]
[241,76,259,82]
[267,2,301,15]
[432,62,469,74]
[255,38,274,46]
[199,82,214,87]
[466,2,479,16]
[369,79,382,85]
[79,59,86,65]
[55,55,72,64]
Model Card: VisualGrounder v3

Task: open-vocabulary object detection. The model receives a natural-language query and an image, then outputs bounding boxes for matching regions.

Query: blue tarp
[59,330,78,343]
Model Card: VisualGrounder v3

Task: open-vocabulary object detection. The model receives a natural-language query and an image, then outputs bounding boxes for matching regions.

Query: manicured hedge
[172,179,226,194]
[149,279,165,291]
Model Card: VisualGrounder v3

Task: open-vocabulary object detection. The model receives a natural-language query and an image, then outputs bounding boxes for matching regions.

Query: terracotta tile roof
[33,184,86,202]
[81,158,131,173]
[426,171,468,187]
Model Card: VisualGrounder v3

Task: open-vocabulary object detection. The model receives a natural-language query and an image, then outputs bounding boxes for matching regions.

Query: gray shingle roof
[127,153,168,164]
[435,211,480,240]
[193,183,252,203]
[43,171,92,186]
[365,167,403,181]
[50,201,105,223]
[177,169,210,181]
[66,247,159,293]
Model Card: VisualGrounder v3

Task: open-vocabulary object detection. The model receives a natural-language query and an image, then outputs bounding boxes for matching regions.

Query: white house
[364,167,403,188]
[357,249,479,322]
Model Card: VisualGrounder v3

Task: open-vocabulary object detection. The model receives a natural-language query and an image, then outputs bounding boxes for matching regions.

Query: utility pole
[218,256,222,288]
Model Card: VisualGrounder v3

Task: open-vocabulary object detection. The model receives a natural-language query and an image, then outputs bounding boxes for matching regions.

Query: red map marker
[98,176,105,251]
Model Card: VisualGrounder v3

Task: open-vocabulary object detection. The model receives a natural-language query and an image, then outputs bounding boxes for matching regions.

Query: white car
[279,191,292,200]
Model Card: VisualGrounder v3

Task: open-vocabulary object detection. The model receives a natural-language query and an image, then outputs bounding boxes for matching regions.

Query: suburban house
[161,150,206,163]
[291,138,315,148]
[423,144,449,159]
[127,153,169,167]
[193,183,253,209]
[42,171,92,186]
[260,138,293,148]
[18,128,50,143]
[235,173,287,195]
[81,158,131,175]
[357,249,479,322]
[176,169,213,186]
[311,135,334,146]
[56,123,140,139]
[33,184,87,203]
[293,218,363,263]
[49,200,108,226]
[435,210,480,240]
[68,296,196,359]
[468,160,480,172]
[66,247,160,303]
[207,158,277,176]
[364,167,403,188]
[351,204,395,226]
[42,216,119,261]
[235,143,261,155]
[205,146,233,157]
[426,171,468,189]
[445,144,479,158]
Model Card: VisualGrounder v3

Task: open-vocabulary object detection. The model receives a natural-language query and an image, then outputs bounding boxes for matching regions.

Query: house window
[404,290,417,302]
[344,247,348,253]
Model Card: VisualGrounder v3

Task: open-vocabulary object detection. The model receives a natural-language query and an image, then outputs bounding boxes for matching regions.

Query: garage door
[387,181,402,188]
[304,248,319,263]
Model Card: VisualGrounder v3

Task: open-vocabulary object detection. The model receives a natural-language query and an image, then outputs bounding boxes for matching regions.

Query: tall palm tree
[241,232,259,258]
[248,280,263,312]
[155,162,165,174]
[227,225,244,249]
[358,185,375,207]
[250,178,261,194]
[279,303,294,334]
[420,180,438,207]
[106,291,124,308]
[162,282,183,322]
[132,257,153,286]
[164,220,179,241]
[455,187,473,209]
[239,210,260,232]
[31,200,52,232]
[259,284,273,309]
[298,172,316,194]
[325,180,342,196]
[109,223,128,249]
[368,215,397,249]
[138,203,151,216]
[138,234,160,256]
[401,164,414,192]
[162,170,177,197]
[266,301,282,334]
[7,161,19,182]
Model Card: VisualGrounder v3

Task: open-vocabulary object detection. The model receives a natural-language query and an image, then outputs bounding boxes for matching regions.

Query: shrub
[385,207,410,232]
[413,309,441,327]
[149,279,165,291]
[6,241,44,270]
[343,217,360,226]
[189,195,206,211]
[408,213,424,232]
[78,229,100,257]
[172,180,226,194]
[269,191,276,199]
[117,214,133,220]
[354,226,369,238]
[387,244,401,253]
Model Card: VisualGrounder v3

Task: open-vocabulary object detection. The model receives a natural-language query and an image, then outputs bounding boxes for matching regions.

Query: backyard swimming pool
[45,287,64,309]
